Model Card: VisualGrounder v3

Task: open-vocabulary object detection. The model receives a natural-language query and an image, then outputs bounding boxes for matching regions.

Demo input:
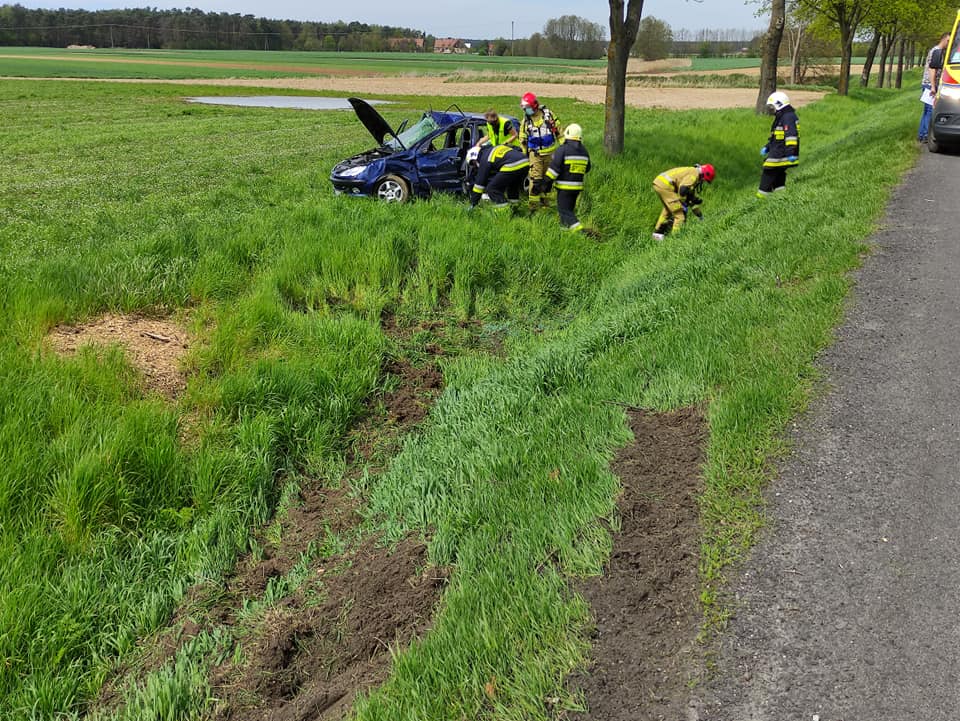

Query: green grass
[691,55,869,71]
[0,47,604,79]
[0,79,917,719]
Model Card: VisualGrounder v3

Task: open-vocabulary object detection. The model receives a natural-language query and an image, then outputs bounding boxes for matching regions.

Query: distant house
[434,38,466,54]
[66,44,96,49]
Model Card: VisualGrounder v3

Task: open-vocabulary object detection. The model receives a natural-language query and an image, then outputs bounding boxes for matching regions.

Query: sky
[17,0,767,37]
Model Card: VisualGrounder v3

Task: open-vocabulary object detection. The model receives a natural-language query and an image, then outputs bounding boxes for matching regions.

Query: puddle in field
[185,96,390,111]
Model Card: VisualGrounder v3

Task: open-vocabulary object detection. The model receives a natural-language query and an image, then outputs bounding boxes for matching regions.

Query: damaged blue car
[331,98,519,203]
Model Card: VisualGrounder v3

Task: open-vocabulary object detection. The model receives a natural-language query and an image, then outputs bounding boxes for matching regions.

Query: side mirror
[930,47,944,71]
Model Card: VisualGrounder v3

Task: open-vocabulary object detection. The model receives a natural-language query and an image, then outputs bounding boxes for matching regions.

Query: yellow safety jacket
[484,116,519,147]
[654,167,701,195]
[471,144,530,195]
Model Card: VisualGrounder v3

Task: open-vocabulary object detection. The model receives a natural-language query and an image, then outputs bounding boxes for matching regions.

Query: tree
[605,0,645,155]
[756,0,786,113]
[543,15,606,59]
[632,16,672,59]
[795,0,873,95]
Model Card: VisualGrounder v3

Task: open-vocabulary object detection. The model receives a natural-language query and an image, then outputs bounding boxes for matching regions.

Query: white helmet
[466,146,481,164]
[564,123,583,141]
[766,91,790,111]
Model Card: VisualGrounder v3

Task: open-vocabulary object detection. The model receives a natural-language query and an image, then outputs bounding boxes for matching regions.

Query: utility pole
[109,24,114,48]
[511,20,515,56]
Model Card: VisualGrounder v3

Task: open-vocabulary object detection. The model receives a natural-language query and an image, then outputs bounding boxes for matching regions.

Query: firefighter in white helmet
[544,123,591,232]
[758,91,800,198]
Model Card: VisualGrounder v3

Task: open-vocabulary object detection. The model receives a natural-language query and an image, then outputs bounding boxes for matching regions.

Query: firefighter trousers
[653,181,686,233]
[486,170,525,206]
[528,152,554,208]
[557,189,583,231]
[757,167,788,197]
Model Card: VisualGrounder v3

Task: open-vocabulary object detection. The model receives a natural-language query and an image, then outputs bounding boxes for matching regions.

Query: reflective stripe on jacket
[763,106,800,168]
[472,145,530,193]
[485,117,519,147]
[520,107,560,155]
[546,139,591,191]
[654,166,701,195]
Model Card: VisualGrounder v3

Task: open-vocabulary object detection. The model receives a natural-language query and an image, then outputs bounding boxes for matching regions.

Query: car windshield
[952,35,960,64]
[385,114,440,150]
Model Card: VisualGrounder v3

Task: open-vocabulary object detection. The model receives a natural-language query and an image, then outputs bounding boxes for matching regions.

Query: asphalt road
[699,148,960,721]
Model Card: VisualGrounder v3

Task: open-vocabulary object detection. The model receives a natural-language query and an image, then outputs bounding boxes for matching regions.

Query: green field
[0,79,917,720]
[0,47,605,79]
[690,55,869,71]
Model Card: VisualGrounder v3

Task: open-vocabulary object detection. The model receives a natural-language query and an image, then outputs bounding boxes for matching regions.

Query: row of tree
[0,5,427,50]
[757,0,957,109]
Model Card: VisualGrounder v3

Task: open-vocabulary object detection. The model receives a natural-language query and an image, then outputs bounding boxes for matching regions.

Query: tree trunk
[860,31,881,87]
[886,36,896,88]
[878,33,891,88]
[603,0,645,155]
[757,0,786,113]
[896,37,906,89]
[838,24,854,96]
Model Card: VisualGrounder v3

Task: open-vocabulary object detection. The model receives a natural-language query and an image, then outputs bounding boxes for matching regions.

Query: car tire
[928,134,942,154]
[375,175,411,203]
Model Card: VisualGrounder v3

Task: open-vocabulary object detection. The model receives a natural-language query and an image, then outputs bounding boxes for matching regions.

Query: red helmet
[699,163,716,183]
[521,92,539,109]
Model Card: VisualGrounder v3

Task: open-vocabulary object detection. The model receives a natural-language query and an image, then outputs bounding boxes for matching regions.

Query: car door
[416,123,471,193]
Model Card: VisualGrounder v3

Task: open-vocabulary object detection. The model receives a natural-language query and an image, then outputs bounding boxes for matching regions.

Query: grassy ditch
[0,80,917,719]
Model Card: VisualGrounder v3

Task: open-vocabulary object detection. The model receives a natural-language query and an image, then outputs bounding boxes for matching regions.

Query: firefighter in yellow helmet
[651,164,716,240]
[519,92,561,211]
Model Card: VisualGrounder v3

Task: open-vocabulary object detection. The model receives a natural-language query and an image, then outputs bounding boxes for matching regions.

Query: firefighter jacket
[546,139,591,191]
[520,107,560,156]
[654,167,703,198]
[763,105,800,168]
[471,144,530,196]
[484,116,519,147]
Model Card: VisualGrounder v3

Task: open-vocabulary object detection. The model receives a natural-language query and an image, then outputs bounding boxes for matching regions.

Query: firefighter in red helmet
[519,92,561,212]
[651,164,715,240]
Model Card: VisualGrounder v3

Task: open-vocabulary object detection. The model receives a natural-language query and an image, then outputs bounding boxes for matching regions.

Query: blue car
[331,98,520,203]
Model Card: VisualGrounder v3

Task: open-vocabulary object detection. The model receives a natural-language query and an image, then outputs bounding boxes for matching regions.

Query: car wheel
[375,175,410,203]
[928,134,942,154]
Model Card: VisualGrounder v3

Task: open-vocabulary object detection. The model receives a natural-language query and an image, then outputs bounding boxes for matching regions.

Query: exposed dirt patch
[379,358,444,426]
[211,536,447,721]
[47,313,189,397]
[2,76,828,110]
[571,407,708,721]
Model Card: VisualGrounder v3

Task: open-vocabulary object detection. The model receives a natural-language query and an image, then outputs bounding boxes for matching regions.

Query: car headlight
[940,85,960,100]
[338,165,368,178]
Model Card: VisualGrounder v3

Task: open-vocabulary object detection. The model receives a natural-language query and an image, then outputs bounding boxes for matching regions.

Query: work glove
[689,195,703,206]
[760,147,769,157]
[787,155,798,162]
[542,179,554,193]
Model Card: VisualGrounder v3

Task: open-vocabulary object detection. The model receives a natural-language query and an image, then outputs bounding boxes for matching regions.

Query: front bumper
[331,178,371,197]
[932,91,960,144]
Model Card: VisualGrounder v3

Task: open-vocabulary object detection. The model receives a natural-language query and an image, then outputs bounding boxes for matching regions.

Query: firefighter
[467,144,530,210]
[474,108,520,150]
[651,164,716,241]
[544,123,591,232]
[758,91,800,198]
[518,92,561,211]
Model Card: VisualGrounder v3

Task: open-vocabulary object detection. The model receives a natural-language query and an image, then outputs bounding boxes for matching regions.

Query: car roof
[427,110,519,128]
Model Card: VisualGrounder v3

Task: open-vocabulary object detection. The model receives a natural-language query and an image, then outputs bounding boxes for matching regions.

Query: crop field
[0,47,605,79]
[0,78,917,720]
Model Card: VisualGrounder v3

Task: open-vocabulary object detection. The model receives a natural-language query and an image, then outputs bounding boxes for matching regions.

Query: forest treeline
[0,5,428,50]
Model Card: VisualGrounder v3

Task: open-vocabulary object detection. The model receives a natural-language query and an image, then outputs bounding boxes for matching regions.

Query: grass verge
[0,79,918,719]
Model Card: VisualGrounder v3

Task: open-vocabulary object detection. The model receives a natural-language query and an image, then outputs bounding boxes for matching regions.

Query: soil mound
[212,537,447,721]
[47,313,189,397]
[572,407,708,721]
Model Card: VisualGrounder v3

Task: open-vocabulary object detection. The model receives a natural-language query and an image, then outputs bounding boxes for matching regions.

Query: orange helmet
[521,92,539,109]
[699,164,716,183]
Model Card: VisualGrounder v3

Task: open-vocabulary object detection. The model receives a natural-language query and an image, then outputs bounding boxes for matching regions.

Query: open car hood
[348,98,398,147]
